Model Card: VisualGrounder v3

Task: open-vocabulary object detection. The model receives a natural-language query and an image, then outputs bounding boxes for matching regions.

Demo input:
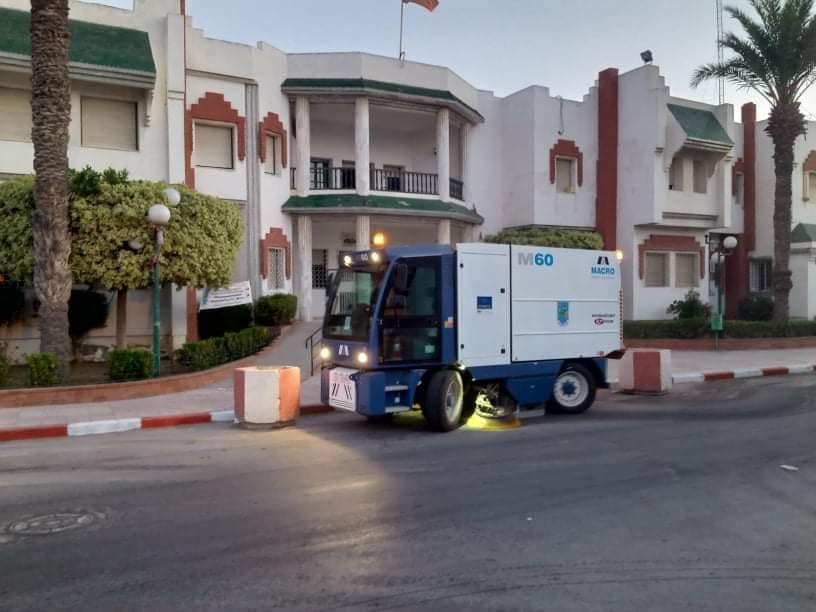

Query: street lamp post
[710,234,738,350]
[147,188,181,377]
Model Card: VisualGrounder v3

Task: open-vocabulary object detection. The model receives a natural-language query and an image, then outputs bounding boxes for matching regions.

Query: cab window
[378,259,441,363]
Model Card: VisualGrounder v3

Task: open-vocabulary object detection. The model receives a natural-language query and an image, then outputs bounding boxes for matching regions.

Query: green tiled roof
[0,7,156,75]
[667,104,732,145]
[792,222,816,243]
[281,78,483,122]
[282,194,483,223]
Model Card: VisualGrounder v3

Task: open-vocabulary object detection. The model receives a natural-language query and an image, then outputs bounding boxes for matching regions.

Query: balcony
[290,166,464,200]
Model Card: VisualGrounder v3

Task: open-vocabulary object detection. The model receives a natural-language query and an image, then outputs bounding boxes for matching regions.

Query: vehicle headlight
[319,347,331,361]
[343,255,353,267]
[370,251,381,263]
[356,351,369,365]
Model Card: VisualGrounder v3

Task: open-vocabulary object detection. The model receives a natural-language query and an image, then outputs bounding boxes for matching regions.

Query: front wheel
[548,363,596,414]
[422,370,464,432]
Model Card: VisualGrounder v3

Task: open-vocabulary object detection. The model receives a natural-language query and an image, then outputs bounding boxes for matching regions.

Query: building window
[675,253,698,287]
[644,252,669,287]
[341,160,356,189]
[264,134,278,175]
[194,123,234,169]
[556,157,575,193]
[693,159,707,194]
[750,259,772,293]
[80,97,138,151]
[383,164,404,192]
[267,247,285,289]
[310,158,330,189]
[669,156,684,191]
[807,172,816,202]
[734,173,744,205]
[0,87,32,142]
[312,249,328,289]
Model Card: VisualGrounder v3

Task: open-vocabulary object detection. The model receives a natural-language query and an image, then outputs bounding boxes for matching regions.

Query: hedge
[109,348,152,382]
[27,352,59,387]
[255,294,297,326]
[624,318,816,339]
[176,326,273,371]
[198,304,254,340]
[484,226,604,249]
[0,354,8,387]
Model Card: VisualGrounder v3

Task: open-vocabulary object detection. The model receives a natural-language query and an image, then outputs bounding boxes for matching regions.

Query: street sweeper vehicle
[319,243,623,431]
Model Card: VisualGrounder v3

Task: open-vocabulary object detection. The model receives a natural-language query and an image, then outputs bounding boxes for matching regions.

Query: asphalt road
[2,376,816,611]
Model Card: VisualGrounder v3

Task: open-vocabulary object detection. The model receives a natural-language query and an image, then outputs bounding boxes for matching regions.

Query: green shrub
[109,348,152,382]
[0,353,9,387]
[666,289,712,320]
[69,290,110,340]
[737,294,774,321]
[484,226,604,249]
[176,326,272,371]
[27,352,59,387]
[624,318,710,339]
[0,282,25,326]
[198,304,253,340]
[255,294,297,326]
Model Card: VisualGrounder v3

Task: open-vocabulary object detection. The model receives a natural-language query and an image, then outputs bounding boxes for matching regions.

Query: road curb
[672,364,816,385]
[0,404,332,444]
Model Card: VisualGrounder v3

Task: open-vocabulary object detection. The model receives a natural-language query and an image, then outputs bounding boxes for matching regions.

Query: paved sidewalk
[0,322,323,430]
[3,336,816,436]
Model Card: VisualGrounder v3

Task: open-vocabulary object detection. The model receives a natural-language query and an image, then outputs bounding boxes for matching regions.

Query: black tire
[422,370,464,432]
[548,363,596,415]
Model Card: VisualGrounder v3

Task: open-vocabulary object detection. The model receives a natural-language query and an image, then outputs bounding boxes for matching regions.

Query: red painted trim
[596,68,619,250]
[259,227,292,280]
[549,139,583,187]
[258,112,288,168]
[704,371,735,381]
[185,92,247,189]
[761,367,789,377]
[638,234,705,279]
[804,151,816,173]
[142,412,212,428]
[0,424,67,442]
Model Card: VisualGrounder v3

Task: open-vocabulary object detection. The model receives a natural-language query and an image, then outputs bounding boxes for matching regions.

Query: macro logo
[591,255,616,277]
[518,252,555,267]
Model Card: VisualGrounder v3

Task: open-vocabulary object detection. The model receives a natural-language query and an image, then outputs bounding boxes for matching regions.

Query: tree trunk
[115,288,128,348]
[30,0,73,378]
[766,102,805,322]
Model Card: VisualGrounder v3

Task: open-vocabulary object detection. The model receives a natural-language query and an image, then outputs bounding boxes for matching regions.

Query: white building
[0,0,812,360]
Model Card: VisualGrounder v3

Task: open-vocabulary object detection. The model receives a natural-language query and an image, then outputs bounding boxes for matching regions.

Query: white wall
[499,87,536,228]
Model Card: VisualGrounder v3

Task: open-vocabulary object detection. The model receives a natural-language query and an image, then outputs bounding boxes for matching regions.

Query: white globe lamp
[147,204,171,226]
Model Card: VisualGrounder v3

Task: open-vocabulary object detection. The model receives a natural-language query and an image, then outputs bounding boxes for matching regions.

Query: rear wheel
[548,363,596,414]
[422,370,464,432]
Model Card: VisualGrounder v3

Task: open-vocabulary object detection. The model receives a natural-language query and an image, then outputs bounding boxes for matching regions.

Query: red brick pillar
[596,68,619,250]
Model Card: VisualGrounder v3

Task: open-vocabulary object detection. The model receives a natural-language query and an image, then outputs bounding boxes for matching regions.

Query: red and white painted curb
[0,404,332,444]
[672,364,816,384]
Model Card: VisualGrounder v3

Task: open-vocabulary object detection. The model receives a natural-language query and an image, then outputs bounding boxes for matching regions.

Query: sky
[88,0,816,122]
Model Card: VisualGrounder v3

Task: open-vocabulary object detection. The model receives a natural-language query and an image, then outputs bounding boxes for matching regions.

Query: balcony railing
[450,178,464,201]
[290,167,464,200]
[371,168,438,195]
[310,166,356,190]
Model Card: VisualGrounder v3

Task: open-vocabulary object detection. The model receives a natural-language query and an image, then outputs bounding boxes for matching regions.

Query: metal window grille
[268,247,285,289]
[312,249,328,289]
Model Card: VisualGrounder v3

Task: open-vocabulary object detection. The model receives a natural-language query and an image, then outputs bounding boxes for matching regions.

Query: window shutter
[0,88,32,142]
[644,253,668,287]
[81,97,138,150]
[194,123,234,169]
[675,253,697,287]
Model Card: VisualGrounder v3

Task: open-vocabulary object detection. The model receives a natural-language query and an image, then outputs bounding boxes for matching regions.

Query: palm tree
[30,0,73,375]
[692,0,816,321]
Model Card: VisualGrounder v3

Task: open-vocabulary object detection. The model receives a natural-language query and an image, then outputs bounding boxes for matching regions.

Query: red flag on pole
[403,0,439,12]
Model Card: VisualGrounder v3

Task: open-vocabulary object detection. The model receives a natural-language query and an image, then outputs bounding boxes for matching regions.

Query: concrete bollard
[234,366,301,429]
[619,349,672,395]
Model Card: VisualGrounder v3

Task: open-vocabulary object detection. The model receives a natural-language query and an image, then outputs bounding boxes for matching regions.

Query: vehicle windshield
[323,268,385,341]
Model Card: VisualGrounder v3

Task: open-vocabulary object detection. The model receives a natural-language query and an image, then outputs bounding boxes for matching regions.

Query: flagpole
[399,0,405,62]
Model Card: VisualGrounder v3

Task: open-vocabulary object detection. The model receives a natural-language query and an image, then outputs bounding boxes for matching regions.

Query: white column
[436,108,451,201]
[295,97,311,197]
[297,216,313,321]
[437,219,451,245]
[356,215,371,251]
[355,97,370,196]
[461,123,473,203]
